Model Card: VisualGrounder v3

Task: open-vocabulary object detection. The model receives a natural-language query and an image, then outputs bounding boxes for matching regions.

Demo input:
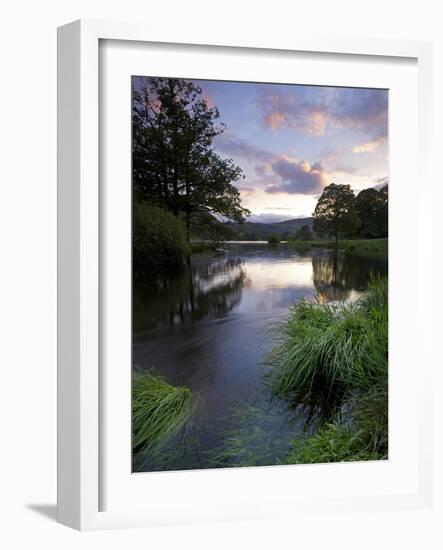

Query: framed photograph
[57,19,433,530]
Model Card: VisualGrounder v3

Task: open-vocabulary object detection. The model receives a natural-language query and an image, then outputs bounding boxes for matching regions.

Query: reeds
[132,371,200,456]
[283,422,387,464]
[268,277,388,463]
[268,279,387,400]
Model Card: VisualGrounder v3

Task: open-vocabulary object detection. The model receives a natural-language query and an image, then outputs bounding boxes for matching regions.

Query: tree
[377,184,388,238]
[354,185,388,238]
[313,183,359,244]
[354,188,380,238]
[294,225,313,241]
[132,77,250,238]
[354,185,388,239]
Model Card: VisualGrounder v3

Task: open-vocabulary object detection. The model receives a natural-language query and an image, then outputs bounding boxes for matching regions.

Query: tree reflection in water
[312,249,388,302]
[133,254,247,332]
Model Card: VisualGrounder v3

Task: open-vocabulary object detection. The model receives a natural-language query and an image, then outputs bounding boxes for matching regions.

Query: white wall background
[0,1,441,548]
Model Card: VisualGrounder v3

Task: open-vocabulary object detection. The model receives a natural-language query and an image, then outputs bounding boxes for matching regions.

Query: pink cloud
[257,86,388,141]
[202,93,215,108]
[265,111,285,130]
[305,110,328,136]
[216,134,330,196]
[352,138,381,154]
[265,157,328,195]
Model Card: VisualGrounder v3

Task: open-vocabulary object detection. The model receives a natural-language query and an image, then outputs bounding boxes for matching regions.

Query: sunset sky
[194,79,388,223]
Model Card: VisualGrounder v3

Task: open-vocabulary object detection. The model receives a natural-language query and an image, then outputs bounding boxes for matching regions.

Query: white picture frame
[57,19,433,531]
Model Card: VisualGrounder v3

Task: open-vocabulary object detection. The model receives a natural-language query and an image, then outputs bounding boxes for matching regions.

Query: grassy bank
[268,278,388,463]
[289,237,388,256]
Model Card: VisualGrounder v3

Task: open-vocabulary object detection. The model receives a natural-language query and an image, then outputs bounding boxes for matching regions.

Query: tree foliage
[133,203,190,268]
[376,184,388,237]
[313,183,359,242]
[355,185,388,238]
[294,225,313,241]
[132,77,250,237]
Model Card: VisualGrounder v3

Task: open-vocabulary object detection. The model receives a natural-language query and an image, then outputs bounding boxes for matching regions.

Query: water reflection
[312,249,388,302]
[134,245,388,334]
[133,256,247,332]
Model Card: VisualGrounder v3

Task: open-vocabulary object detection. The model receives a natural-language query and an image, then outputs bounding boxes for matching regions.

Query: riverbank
[288,237,388,256]
[193,238,389,257]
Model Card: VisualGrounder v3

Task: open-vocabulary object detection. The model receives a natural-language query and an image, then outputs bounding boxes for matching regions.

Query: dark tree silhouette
[132,77,250,238]
[355,185,388,238]
[294,225,313,241]
[377,184,388,238]
[313,183,359,243]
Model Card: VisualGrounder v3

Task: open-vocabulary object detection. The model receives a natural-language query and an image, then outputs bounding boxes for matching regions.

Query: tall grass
[268,278,388,463]
[283,384,388,464]
[132,372,200,457]
[283,422,387,464]
[268,279,387,400]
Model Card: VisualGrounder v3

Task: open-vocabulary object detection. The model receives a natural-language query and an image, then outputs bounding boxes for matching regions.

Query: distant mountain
[226,217,313,240]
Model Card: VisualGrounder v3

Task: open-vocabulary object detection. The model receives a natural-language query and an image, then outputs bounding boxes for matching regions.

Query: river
[132,243,388,471]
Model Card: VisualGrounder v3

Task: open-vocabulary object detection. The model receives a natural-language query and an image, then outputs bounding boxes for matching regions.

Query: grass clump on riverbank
[268,278,388,463]
[289,238,388,256]
[132,371,200,456]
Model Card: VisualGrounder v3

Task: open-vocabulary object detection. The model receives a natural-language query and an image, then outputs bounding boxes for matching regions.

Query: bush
[267,234,280,244]
[133,203,190,268]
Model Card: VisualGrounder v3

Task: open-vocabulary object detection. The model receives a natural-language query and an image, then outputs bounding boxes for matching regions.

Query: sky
[194,79,388,223]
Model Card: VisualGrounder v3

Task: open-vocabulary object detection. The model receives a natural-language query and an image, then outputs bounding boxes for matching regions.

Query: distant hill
[226,217,313,240]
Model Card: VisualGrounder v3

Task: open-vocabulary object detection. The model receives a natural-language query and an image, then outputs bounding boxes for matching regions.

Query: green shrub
[267,234,280,244]
[133,203,190,268]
